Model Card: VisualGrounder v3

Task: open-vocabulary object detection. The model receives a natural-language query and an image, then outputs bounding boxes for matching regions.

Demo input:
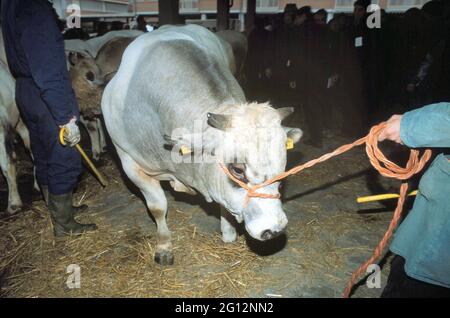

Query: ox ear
[68,52,85,66]
[277,107,295,121]
[207,113,232,131]
[284,127,303,144]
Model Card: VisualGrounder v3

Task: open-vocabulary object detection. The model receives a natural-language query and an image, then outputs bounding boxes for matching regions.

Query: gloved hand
[60,117,80,147]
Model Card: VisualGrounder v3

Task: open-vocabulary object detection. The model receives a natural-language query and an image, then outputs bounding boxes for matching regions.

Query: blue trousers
[16,78,81,195]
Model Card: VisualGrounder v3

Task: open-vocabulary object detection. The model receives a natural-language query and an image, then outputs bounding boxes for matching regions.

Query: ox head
[175,103,302,241]
[67,52,105,118]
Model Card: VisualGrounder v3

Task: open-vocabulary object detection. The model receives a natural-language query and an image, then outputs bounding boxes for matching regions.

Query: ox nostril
[261,230,274,240]
[261,229,283,240]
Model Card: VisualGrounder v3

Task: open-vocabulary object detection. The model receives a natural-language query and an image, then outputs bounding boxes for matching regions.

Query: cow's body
[0,61,32,214]
[103,25,302,265]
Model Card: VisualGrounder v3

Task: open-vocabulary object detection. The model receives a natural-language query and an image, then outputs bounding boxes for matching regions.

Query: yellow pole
[357,190,417,203]
[60,128,108,187]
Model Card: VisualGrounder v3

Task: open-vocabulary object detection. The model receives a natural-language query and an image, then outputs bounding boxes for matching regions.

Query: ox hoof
[221,232,237,243]
[7,205,22,215]
[154,251,174,265]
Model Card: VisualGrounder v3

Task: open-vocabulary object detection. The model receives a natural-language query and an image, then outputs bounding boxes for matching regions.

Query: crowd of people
[244,0,450,148]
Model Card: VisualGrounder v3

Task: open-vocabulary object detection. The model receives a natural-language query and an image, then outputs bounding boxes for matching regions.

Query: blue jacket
[390,102,450,288]
[1,0,79,126]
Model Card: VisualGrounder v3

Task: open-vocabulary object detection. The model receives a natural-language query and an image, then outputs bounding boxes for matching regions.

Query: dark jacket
[265,24,301,85]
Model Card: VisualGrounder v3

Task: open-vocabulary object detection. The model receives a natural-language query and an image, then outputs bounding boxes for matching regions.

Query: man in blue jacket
[2,0,96,236]
[378,102,450,297]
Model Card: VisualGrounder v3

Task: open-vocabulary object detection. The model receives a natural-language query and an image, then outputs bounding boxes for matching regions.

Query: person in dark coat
[323,14,349,133]
[264,4,301,109]
[338,0,373,137]
[299,9,329,148]
[1,0,97,236]
[96,21,109,37]
[136,15,149,32]
[405,1,449,107]
[244,17,270,101]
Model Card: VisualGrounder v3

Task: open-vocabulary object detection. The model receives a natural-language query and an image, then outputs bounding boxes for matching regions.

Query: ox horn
[276,107,295,121]
[207,113,232,130]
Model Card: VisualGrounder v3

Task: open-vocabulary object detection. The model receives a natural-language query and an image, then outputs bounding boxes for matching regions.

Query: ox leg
[0,129,22,214]
[118,150,173,265]
[97,118,107,154]
[81,117,101,161]
[15,119,31,151]
[15,119,39,191]
[220,206,237,243]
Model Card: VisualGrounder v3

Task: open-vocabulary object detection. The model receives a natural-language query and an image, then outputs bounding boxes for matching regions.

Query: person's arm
[379,103,450,148]
[19,1,79,126]
[400,102,450,148]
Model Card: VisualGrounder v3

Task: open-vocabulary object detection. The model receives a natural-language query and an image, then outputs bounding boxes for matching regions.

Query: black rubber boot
[48,192,97,237]
[41,185,88,215]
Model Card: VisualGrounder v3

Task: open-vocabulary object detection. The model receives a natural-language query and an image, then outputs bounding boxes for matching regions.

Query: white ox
[102,25,302,265]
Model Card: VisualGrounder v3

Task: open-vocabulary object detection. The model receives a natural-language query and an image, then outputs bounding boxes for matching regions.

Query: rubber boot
[48,192,97,237]
[41,185,88,214]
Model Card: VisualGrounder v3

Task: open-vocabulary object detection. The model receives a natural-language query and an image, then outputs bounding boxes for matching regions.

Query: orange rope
[220,122,432,298]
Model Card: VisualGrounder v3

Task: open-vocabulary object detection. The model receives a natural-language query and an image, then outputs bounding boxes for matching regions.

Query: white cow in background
[0,61,33,214]
[64,30,143,58]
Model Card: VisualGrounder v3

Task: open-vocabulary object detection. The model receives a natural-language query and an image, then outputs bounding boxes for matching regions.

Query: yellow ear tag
[286,138,294,150]
[179,145,192,156]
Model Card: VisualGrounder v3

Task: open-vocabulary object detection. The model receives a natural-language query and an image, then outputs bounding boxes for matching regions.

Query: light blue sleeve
[400,102,450,148]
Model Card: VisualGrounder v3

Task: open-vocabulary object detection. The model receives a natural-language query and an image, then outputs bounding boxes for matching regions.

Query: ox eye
[229,163,247,183]
[85,71,94,82]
